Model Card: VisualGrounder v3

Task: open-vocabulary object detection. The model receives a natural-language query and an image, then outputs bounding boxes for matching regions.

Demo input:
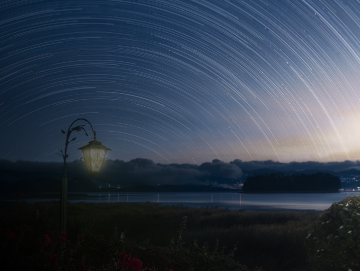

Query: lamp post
[58,118,111,248]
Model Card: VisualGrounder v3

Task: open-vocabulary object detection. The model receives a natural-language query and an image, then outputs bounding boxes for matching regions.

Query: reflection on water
[18,191,360,211]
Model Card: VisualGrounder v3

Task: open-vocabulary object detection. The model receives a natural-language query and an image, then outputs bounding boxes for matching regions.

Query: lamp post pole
[58,118,96,248]
[60,167,67,247]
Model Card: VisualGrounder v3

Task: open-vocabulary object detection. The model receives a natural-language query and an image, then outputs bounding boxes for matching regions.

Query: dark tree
[242,172,340,193]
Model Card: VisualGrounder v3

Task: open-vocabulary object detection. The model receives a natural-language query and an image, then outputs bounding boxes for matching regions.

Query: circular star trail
[1,0,360,164]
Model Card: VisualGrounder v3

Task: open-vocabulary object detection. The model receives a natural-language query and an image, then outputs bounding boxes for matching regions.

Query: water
[18,191,359,211]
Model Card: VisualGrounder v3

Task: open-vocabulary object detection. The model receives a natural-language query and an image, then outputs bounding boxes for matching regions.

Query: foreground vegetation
[305,196,360,270]
[0,199,321,270]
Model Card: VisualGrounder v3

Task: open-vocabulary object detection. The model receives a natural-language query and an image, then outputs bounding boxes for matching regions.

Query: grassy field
[0,200,320,270]
[0,198,322,270]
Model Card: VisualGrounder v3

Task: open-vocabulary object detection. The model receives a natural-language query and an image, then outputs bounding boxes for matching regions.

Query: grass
[0,196,322,270]
[1,200,319,270]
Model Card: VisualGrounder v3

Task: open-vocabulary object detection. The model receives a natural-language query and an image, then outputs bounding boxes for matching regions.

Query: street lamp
[58,118,111,248]
[78,140,111,178]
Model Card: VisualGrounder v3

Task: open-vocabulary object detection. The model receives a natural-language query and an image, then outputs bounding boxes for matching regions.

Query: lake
[19,191,359,211]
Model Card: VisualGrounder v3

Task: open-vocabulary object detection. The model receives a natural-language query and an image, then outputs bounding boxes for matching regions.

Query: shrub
[305,196,360,271]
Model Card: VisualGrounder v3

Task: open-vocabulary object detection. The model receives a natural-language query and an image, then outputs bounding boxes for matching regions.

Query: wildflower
[344,208,348,211]
[129,258,142,271]
[118,253,142,271]
[44,234,51,244]
[340,226,343,229]
[58,232,66,243]
[49,254,58,265]
[0,227,16,240]
[348,231,352,234]
[77,262,90,271]
[77,233,84,243]
[8,231,16,241]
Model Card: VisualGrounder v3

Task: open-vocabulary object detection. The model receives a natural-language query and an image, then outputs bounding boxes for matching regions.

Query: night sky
[2,0,360,165]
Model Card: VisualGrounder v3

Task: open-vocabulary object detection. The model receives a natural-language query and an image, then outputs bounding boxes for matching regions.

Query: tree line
[242,172,340,192]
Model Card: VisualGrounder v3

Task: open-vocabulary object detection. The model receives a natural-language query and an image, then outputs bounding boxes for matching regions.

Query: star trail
[2,0,360,164]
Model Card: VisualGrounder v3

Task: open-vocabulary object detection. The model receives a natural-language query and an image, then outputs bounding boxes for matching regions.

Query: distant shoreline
[0,190,349,199]
[241,191,341,193]
[0,200,324,213]
[0,193,89,199]
[0,190,240,199]
[0,184,242,194]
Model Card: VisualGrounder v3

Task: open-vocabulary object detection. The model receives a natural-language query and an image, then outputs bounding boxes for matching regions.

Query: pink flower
[8,231,16,241]
[129,258,142,271]
[44,234,51,244]
[77,262,91,271]
[49,254,58,265]
[118,253,142,271]
[0,228,17,241]
[58,232,66,243]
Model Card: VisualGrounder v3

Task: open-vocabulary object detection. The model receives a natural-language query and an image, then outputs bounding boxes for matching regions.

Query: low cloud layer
[2,158,360,187]
[0,158,242,187]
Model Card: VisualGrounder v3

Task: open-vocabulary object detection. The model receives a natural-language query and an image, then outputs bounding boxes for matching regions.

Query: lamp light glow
[79,140,111,177]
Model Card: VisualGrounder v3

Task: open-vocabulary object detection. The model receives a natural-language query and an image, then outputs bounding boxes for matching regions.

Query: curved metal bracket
[68,118,96,141]
[61,118,96,165]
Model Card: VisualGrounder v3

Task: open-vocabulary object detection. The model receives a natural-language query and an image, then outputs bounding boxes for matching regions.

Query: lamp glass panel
[90,148,107,173]
[82,147,92,173]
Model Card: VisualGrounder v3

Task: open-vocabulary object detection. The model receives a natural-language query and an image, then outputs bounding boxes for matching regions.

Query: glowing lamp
[79,140,111,177]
